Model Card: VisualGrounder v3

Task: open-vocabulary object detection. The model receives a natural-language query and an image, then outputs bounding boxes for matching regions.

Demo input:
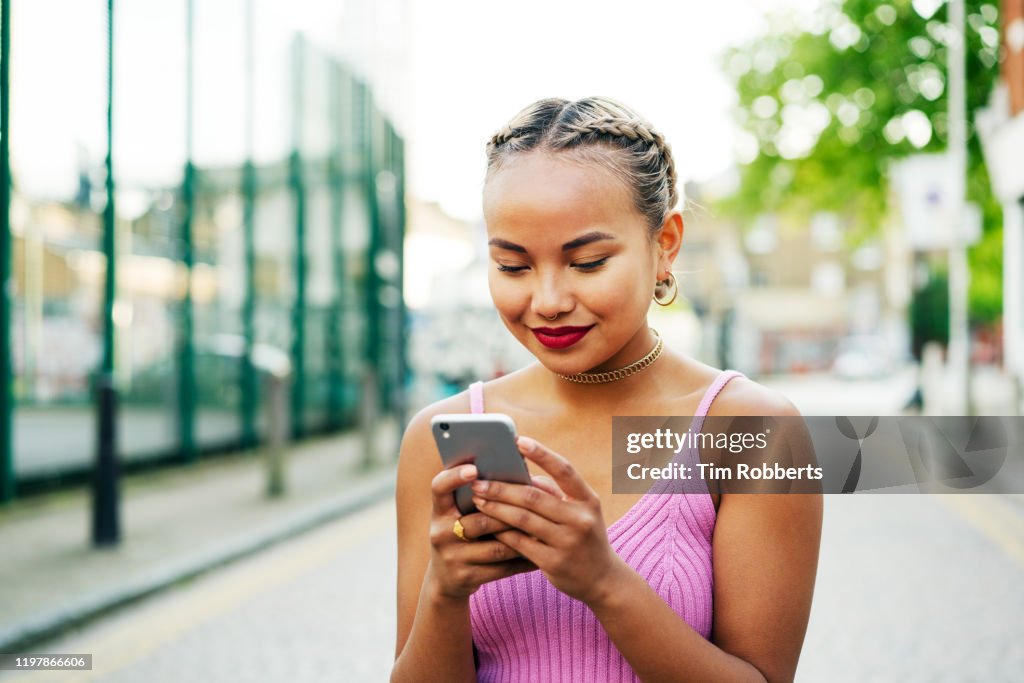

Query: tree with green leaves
[720,0,1002,324]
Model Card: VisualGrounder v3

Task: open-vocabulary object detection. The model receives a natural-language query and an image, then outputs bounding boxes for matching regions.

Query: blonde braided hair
[485,97,679,233]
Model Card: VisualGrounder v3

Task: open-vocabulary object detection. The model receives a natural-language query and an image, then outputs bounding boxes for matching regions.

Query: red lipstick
[531,325,595,349]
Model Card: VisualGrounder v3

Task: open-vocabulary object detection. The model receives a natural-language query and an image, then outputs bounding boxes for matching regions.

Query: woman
[392,96,822,682]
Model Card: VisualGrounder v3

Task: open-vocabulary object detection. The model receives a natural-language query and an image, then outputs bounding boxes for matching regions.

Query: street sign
[890,154,981,250]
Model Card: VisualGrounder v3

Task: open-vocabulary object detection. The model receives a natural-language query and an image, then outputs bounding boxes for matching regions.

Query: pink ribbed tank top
[467,370,744,682]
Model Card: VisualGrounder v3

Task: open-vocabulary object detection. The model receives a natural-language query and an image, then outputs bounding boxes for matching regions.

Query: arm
[391,406,536,683]
[391,408,475,683]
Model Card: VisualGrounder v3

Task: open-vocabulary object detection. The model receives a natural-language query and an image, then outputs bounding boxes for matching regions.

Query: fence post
[327,62,346,429]
[179,0,196,463]
[240,0,258,449]
[0,0,14,502]
[289,38,307,440]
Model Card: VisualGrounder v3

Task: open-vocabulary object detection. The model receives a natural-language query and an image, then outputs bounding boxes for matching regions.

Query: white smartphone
[431,413,532,515]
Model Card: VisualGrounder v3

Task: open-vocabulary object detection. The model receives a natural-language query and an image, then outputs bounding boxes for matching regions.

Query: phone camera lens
[439,422,450,431]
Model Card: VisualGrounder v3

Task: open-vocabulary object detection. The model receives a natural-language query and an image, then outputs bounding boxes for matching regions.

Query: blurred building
[682,180,910,378]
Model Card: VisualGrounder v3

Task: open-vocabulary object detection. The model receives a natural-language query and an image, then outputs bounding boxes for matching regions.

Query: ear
[654,210,684,277]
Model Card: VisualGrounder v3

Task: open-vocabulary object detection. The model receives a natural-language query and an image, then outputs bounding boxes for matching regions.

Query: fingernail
[472,496,486,508]
[518,436,536,454]
[471,480,489,493]
[460,465,477,480]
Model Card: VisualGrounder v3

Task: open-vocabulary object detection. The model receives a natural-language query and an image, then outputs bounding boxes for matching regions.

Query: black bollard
[92,373,120,546]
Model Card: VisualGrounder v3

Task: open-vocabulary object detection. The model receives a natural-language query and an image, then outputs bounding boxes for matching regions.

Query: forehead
[482,151,643,241]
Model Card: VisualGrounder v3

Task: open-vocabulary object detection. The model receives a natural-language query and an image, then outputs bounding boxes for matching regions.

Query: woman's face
[482,151,679,376]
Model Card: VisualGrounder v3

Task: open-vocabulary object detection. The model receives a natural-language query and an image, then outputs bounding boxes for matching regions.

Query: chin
[533,347,600,376]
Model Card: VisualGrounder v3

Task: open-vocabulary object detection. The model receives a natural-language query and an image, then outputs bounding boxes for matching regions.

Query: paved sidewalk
[0,421,400,654]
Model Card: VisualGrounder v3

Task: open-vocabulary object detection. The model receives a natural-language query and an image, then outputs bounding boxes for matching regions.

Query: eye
[496,264,529,273]
[572,257,609,271]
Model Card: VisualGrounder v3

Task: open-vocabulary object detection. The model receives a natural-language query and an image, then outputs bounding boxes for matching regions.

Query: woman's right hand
[425,464,549,601]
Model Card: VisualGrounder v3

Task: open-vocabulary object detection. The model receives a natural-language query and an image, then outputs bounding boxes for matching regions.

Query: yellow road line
[0,501,394,683]
[937,494,1024,567]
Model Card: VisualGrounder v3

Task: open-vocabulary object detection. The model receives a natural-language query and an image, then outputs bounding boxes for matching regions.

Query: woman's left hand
[469,435,627,606]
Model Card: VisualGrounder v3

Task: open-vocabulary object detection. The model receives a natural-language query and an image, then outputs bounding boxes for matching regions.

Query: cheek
[589,263,648,310]
[487,272,528,320]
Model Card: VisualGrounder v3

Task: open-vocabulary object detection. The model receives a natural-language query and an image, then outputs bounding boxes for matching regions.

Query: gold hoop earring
[653,272,678,307]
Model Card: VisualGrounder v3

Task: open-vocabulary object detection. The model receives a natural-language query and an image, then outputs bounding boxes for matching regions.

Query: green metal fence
[0,2,406,500]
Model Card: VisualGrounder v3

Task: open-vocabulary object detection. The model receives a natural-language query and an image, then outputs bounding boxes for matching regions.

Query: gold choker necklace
[557,328,664,384]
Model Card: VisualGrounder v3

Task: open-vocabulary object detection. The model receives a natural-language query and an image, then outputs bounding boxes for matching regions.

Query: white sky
[404,0,824,221]
[9,0,822,220]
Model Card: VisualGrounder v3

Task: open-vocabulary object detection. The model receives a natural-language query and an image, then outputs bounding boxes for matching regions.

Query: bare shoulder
[709,374,802,418]
[398,390,474,481]
[461,363,547,414]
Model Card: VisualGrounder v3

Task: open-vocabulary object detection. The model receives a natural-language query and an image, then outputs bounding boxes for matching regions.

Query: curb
[0,469,396,654]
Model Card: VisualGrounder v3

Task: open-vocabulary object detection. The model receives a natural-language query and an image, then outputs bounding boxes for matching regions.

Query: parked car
[832,335,896,380]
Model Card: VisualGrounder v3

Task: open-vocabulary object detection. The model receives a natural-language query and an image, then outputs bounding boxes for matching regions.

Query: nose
[531,270,575,321]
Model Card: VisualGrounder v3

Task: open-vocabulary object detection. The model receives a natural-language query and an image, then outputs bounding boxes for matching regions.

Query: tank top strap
[468,380,485,414]
[690,369,745,434]
[661,369,747,499]
[666,369,745,472]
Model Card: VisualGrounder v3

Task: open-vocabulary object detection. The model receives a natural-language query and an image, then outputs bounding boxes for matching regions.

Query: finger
[465,558,538,586]
[430,464,477,515]
[471,496,560,542]
[505,558,539,576]
[457,511,515,540]
[449,537,526,564]
[530,475,567,500]
[471,479,573,524]
[516,436,593,502]
[494,529,555,568]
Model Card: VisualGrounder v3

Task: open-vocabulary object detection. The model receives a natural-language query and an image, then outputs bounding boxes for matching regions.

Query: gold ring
[453,518,469,542]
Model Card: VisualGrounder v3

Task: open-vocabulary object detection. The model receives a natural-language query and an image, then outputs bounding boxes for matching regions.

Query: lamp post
[1004,0,1024,414]
[946,0,971,415]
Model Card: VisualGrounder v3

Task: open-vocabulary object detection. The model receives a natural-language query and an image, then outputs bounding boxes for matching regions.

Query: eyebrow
[562,231,617,251]
[487,231,617,254]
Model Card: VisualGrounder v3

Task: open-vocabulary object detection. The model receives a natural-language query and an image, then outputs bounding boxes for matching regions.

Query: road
[3,490,1022,682]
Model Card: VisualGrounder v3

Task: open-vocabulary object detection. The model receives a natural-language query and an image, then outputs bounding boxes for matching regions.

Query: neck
[583,326,660,375]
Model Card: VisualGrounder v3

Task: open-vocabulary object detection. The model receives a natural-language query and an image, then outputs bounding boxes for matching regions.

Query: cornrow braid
[553,116,678,217]
[485,97,679,233]
[488,126,517,148]
[485,97,569,156]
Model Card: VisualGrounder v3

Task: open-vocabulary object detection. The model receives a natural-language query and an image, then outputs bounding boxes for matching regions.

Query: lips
[531,325,595,349]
